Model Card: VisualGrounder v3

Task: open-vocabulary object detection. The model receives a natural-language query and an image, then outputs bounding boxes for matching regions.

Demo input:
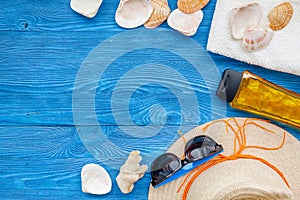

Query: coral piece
[115,0,153,29]
[70,0,103,18]
[177,0,209,14]
[116,151,148,194]
[268,2,293,31]
[167,8,203,36]
[242,25,274,52]
[144,0,171,29]
[231,3,263,40]
[81,163,112,195]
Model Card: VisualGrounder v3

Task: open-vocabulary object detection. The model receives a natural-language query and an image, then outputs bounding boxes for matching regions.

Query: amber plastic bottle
[217,69,300,128]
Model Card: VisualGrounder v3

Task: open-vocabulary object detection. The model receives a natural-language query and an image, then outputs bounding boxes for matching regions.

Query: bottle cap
[216,69,242,102]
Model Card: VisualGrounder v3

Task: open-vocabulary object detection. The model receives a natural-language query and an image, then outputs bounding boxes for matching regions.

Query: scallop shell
[177,0,209,14]
[115,0,153,28]
[144,0,171,29]
[81,163,112,195]
[268,2,293,31]
[167,9,203,36]
[242,25,274,52]
[231,3,262,40]
[70,0,103,18]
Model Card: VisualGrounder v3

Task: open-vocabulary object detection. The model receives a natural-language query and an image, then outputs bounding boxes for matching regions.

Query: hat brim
[148,118,300,200]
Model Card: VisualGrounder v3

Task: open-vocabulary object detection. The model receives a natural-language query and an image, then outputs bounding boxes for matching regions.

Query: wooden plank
[0,125,185,159]
[0,29,218,126]
[0,124,298,161]
[0,126,90,158]
[0,0,216,32]
[0,157,150,199]
[0,31,299,126]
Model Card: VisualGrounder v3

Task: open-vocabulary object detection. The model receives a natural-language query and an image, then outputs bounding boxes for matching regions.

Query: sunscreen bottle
[217,69,300,128]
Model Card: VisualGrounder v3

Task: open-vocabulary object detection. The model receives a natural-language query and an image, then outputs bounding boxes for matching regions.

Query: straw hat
[148,118,300,200]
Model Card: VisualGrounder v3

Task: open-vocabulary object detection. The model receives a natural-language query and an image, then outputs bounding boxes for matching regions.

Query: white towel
[207,0,300,76]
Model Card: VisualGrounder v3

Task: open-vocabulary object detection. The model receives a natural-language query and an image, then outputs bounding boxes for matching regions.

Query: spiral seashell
[268,2,293,31]
[177,0,209,14]
[144,0,171,29]
[231,3,262,40]
[242,25,274,52]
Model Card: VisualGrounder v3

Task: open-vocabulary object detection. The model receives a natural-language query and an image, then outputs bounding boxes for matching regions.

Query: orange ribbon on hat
[176,118,289,200]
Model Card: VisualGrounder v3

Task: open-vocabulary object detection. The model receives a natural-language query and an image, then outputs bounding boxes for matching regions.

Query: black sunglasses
[151,135,223,188]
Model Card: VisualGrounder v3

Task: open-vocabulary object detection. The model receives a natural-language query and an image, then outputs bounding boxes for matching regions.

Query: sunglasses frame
[151,135,223,188]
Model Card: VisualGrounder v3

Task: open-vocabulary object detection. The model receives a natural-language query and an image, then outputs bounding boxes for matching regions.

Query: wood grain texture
[0,0,299,199]
[0,158,151,200]
[0,31,299,126]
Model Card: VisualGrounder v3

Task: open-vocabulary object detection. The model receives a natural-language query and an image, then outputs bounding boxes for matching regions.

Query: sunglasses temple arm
[153,150,224,188]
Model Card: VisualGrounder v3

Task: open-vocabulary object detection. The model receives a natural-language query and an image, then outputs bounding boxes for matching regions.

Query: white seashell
[242,25,274,52]
[116,151,148,194]
[81,163,112,195]
[167,8,203,36]
[231,3,262,40]
[115,0,154,28]
[70,0,103,18]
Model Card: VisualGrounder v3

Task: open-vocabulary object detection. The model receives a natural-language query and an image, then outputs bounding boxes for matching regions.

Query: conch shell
[81,163,112,195]
[115,0,153,28]
[242,25,274,52]
[116,151,148,194]
[177,0,209,14]
[167,8,203,36]
[70,0,103,18]
[268,2,293,31]
[144,0,171,29]
[231,3,262,40]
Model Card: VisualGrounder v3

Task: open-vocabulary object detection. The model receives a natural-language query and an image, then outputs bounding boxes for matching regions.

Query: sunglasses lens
[185,135,221,161]
[151,153,182,186]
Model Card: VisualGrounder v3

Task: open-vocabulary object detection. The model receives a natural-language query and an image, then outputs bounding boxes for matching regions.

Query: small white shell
[115,0,154,28]
[242,25,274,52]
[81,163,112,195]
[231,3,262,40]
[116,151,148,194]
[70,0,103,18]
[167,8,203,36]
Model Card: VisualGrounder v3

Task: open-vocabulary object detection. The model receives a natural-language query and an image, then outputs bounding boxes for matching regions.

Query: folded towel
[207,0,300,76]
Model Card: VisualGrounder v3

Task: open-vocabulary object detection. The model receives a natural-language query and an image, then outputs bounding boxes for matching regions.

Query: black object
[216,69,242,102]
[150,135,223,187]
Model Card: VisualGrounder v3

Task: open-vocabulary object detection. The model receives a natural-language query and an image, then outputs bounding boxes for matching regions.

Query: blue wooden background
[0,0,299,199]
